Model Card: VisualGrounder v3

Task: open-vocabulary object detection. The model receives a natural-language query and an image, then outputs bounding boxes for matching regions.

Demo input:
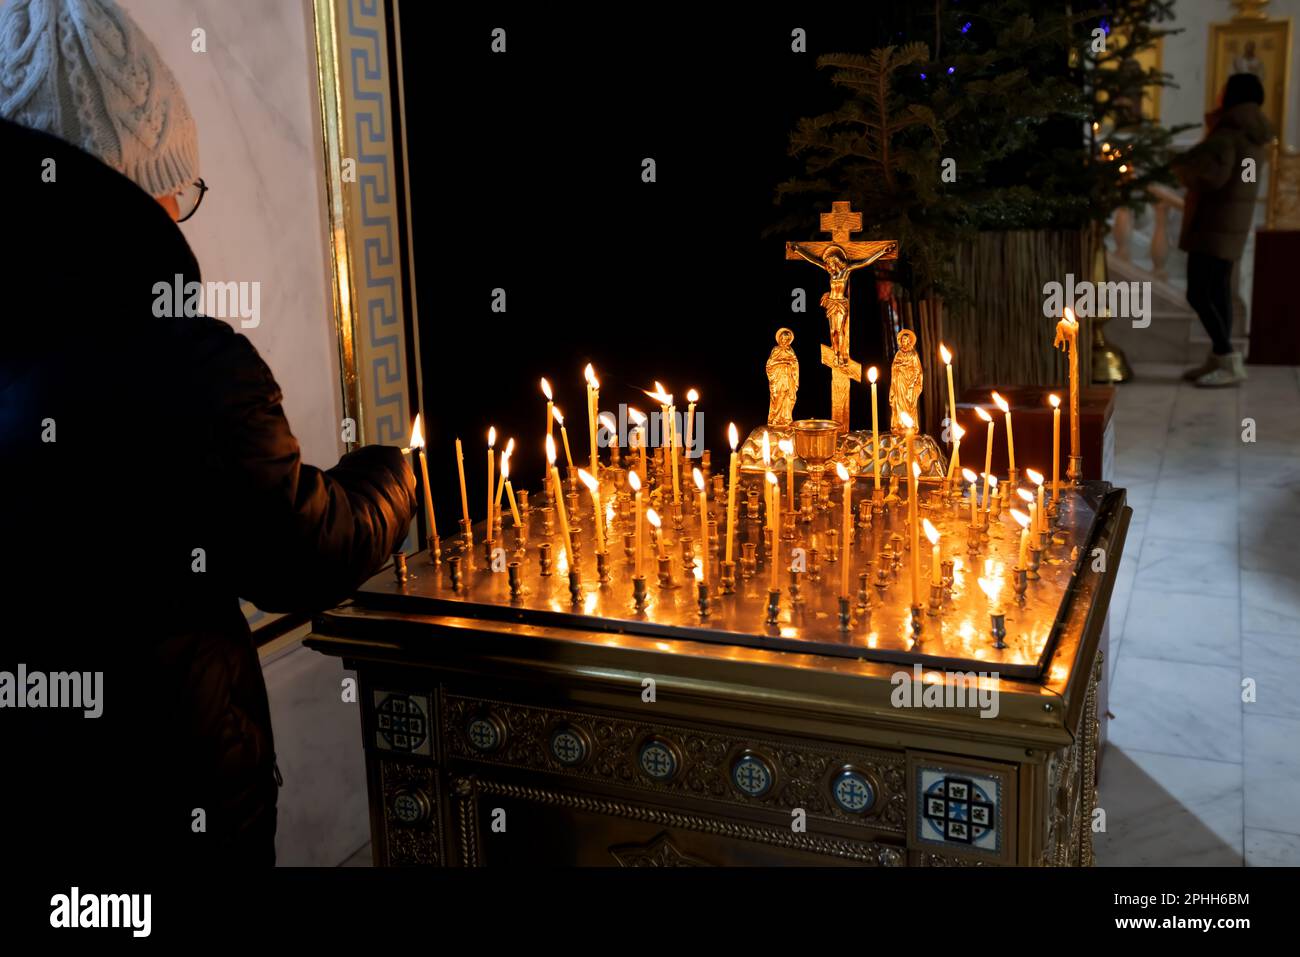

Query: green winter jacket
[1174,102,1273,261]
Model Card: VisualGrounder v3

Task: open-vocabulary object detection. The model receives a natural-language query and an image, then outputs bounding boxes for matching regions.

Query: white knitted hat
[0,0,199,197]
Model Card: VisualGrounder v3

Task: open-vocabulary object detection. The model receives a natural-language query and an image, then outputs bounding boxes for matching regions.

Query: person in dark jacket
[1173,73,1274,387]
[0,1,414,866]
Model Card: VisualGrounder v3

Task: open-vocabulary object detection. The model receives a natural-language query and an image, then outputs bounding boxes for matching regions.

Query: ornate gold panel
[379,759,441,866]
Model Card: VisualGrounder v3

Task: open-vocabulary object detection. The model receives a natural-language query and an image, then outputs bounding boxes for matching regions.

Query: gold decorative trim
[379,759,441,866]
[462,777,904,865]
[442,694,906,833]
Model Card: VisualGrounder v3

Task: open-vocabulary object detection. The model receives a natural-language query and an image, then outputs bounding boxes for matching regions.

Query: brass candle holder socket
[657,555,676,589]
[568,568,582,605]
[632,574,648,611]
[1013,566,1028,603]
[596,551,610,584]
[427,534,441,566]
[697,580,710,618]
[447,554,461,591]
[990,610,1007,649]
[392,551,409,586]
[856,571,871,611]
[910,603,924,638]
[941,558,955,590]
[1027,544,1043,580]
[928,582,943,616]
[741,541,757,580]
[838,595,851,632]
[720,560,736,594]
[507,561,522,601]
[538,542,553,577]
[766,588,781,625]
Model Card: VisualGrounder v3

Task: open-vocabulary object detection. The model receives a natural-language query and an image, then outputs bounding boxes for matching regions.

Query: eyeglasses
[174,178,209,223]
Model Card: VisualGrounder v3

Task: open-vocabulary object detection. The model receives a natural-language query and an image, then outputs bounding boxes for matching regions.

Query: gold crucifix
[786,201,898,433]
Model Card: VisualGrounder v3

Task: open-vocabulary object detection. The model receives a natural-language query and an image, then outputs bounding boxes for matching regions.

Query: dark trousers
[1185,251,1235,355]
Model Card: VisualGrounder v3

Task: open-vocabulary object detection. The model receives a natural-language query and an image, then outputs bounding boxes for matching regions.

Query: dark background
[398,6,952,530]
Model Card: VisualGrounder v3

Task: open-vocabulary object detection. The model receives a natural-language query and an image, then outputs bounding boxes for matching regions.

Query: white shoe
[1182,351,1218,381]
[1194,352,1246,388]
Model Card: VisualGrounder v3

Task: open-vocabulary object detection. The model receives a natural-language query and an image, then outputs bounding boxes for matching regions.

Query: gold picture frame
[1206,16,1292,138]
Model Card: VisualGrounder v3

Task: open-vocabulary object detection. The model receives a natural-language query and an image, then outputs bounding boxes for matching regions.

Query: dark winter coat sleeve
[190,318,416,613]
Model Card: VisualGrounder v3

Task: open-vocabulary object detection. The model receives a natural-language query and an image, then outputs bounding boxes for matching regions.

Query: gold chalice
[793,419,840,510]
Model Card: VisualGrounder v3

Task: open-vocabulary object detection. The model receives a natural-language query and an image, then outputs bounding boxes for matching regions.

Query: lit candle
[599,412,619,469]
[1017,487,1036,540]
[630,470,645,577]
[900,411,919,607]
[778,438,795,511]
[411,414,437,546]
[761,431,773,531]
[629,407,648,480]
[694,467,708,582]
[963,468,979,526]
[541,377,554,443]
[546,434,574,560]
[923,517,940,583]
[553,406,575,473]
[975,406,994,507]
[988,475,998,511]
[867,366,881,491]
[1049,394,1061,502]
[455,436,472,550]
[940,344,957,449]
[1011,508,1031,568]
[486,426,496,533]
[646,384,678,504]
[766,470,780,589]
[725,423,740,564]
[584,363,599,479]
[1056,307,1081,480]
[910,460,922,607]
[1027,468,1045,534]
[992,392,1015,473]
[647,506,666,559]
[685,388,699,464]
[946,424,965,481]
[503,458,522,528]
[495,438,514,515]
[578,468,605,554]
[837,462,852,597]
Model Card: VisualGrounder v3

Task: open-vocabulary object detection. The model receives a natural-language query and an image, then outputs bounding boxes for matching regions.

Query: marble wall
[118,0,342,467]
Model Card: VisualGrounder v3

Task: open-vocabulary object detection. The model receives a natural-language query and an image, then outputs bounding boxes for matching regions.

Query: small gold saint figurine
[765,327,799,427]
[889,329,923,434]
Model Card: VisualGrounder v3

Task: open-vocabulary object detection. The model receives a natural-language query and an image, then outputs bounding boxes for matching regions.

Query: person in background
[1173,72,1273,388]
[0,0,414,864]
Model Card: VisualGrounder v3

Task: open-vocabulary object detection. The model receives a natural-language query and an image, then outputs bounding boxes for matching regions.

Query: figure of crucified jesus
[786,242,894,359]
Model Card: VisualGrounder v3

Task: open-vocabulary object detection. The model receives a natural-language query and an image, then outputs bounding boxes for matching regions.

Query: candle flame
[504,437,515,457]
[989,474,998,489]
[939,343,952,365]
[761,431,771,465]
[1118,164,1128,173]
[1017,488,1035,504]
[552,406,564,426]
[687,388,699,403]
[991,392,1009,414]
[693,467,705,491]
[766,470,778,487]
[1026,468,1044,487]
[1010,508,1031,529]
[728,422,738,451]
[867,366,878,384]
[628,470,641,492]
[584,363,597,388]
[578,468,598,492]
[546,433,557,466]
[540,377,553,401]
[952,424,965,441]
[488,426,496,447]
[502,458,510,479]
[898,411,914,430]
[912,461,921,478]
[836,462,850,482]
[409,413,425,449]
[607,501,616,525]
[645,386,672,406]
[646,507,661,530]
[923,518,940,545]
[962,468,978,485]
[599,411,616,432]
[628,406,647,427]
[975,406,993,423]
[1064,305,1077,325]
[693,561,703,583]
[778,438,793,455]
[1049,393,1061,409]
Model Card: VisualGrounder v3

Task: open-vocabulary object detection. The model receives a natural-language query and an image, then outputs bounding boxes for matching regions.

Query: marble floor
[1094,361,1300,866]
